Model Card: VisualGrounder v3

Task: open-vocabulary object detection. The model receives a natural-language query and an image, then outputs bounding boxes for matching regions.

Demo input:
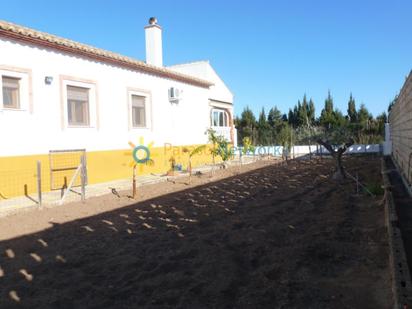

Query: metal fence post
[37,161,42,207]
[80,155,86,202]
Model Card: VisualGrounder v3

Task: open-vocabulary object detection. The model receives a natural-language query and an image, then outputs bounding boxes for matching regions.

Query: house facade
[0,18,234,198]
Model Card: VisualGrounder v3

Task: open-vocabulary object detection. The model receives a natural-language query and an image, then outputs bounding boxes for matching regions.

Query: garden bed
[0,156,391,308]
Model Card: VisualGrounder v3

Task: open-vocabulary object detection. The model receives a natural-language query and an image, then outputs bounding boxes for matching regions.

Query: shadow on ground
[0,157,391,309]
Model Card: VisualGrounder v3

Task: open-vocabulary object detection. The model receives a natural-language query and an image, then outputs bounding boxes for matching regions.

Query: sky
[1,0,411,118]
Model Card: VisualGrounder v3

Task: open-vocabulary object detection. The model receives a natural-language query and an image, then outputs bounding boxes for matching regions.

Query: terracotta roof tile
[0,20,213,88]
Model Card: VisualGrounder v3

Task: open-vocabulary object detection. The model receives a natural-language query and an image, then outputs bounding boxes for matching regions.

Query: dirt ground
[0,156,392,308]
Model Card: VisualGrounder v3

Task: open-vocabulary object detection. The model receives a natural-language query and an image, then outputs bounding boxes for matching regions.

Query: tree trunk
[188,159,192,184]
[188,159,192,176]
[317,138,354,180]
[333,151,345,180]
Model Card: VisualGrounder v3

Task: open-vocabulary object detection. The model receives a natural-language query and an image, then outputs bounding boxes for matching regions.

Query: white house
[0,18,234,196]
[169,60,235,143]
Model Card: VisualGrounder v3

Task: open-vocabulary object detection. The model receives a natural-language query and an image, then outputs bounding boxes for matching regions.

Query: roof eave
[0,27,213,88]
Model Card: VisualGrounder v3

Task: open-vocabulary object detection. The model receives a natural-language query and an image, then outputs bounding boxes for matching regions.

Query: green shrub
[364,182,384,195]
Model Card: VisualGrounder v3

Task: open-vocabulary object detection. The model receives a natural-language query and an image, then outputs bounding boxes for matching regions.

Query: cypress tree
[347,93,357,123]
[257,108,270,145]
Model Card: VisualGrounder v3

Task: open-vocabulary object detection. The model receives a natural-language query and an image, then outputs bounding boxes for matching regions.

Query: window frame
[127,88,152,130]
[2,76,21,109]
[66,85,90,127]
[61,76,98,129]
[211,109,228,127]
[0,67,32,112]
[131,94,147,128]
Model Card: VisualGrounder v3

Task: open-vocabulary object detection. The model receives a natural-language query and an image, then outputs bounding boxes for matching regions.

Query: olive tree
[317,127,354,180]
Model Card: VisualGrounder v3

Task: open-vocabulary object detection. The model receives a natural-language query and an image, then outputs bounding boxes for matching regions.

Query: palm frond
[190,145,207,158]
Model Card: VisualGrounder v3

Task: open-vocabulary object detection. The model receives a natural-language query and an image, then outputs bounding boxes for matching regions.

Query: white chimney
[145,17,163,67]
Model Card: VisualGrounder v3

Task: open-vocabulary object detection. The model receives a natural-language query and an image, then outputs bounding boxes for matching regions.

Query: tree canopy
[236,91,386,146]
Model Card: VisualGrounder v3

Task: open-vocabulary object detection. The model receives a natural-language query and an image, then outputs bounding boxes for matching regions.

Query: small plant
[132,158,154,199]
[167,156,176,176]
[242,136,255,155]
[206,129,232,169]
[183,145,207,183]
[238,136,255,170]
[364,181,384,196]
[217,139,231,162]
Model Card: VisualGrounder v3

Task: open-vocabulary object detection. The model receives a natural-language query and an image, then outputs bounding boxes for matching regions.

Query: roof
[0,20,213,88]
[168,60,210,68]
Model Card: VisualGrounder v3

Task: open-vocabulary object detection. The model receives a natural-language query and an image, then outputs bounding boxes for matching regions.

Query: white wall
[232,144,382,157]
[383,123,392,155]
[169,61,234,104]
[388,71,412,187]
[0,38,212,157]
[145,25,163,67]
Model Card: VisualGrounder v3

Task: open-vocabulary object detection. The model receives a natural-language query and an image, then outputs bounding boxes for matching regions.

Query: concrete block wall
[389,71,412,184]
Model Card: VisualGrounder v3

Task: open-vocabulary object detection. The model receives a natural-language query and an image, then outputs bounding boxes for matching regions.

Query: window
[67,85,90,126]
[2,76,20,109]
[127,88,151,130]
[212,109,228,127]
[61,77,97,129]
[132,95,146,127]
[0,67,31,112]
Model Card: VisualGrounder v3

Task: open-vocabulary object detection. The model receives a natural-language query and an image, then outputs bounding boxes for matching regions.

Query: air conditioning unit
[168,87,181,103]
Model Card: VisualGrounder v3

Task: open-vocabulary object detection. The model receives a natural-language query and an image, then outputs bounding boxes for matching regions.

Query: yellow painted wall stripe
[0,144,223,198]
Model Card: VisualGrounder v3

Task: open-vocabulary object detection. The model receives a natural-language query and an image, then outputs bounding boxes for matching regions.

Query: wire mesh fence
[0,165,41,214]
[0,151,87,215]
[49,149,87,190]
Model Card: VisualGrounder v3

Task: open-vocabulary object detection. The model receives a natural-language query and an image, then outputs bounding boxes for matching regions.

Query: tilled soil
[0,157,392,308]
